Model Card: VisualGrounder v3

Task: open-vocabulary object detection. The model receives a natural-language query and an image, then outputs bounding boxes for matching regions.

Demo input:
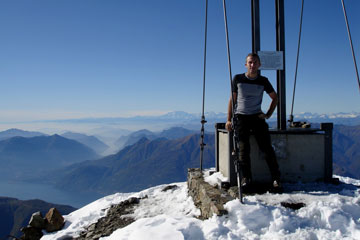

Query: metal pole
[251,0,260,54]
[275,0,286,130]
[290,0,304,124]
[200,0,209,172]
[222,0,243,203]
[341,0,360,92]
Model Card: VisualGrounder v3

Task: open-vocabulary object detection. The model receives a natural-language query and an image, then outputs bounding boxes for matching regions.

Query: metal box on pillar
[215,123,333,186]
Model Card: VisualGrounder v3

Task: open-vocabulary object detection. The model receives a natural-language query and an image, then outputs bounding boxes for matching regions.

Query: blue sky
[0,0,359,122]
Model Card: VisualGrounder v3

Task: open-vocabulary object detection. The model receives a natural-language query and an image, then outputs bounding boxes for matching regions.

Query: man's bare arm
[259,91,278,119]
[225,92,237,131]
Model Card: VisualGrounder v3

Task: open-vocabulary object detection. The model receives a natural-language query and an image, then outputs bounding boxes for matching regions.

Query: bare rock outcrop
[19,208,65,240]
[75,197,142,240]
[45,208,65,232]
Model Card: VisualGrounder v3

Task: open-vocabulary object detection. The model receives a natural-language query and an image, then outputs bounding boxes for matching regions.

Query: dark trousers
[234,114,280,181]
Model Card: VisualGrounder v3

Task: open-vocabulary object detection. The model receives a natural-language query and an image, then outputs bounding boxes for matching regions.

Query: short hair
[246,53,261,63]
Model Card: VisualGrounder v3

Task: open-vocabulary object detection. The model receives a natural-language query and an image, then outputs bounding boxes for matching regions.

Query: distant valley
[61,131,109,155]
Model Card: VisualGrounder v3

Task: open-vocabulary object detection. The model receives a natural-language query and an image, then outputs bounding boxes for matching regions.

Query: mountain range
[114,127,197,151]
[35,111,360,127]
[0,128,45,141]
[0,134,99,179]
[332,125,360,178]
[291,112,360,125]
[45,133,214,195]
[61,131,109,155]
[35,124,360,195]
[0,128,110,156]
[0,122,359,189]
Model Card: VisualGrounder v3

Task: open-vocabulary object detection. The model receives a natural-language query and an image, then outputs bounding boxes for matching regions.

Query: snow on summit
[42,172,360,240]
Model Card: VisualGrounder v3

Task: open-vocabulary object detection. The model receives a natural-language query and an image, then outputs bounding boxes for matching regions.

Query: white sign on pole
[258,51,284,70]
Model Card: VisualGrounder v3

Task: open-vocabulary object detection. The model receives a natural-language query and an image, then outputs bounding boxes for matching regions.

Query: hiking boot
[241,177,251,187]
[273,179,281,188]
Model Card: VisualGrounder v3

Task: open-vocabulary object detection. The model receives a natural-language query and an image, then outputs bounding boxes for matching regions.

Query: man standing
[225,53,281,188]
